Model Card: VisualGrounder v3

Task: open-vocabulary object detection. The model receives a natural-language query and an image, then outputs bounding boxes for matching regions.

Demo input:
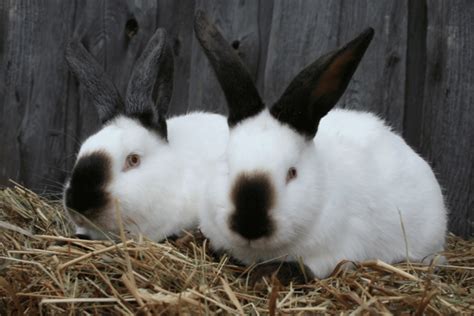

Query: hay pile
[0,185,473,315]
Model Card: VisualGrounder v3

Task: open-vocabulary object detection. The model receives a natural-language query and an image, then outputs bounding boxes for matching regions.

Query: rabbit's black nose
[229,172,275,240]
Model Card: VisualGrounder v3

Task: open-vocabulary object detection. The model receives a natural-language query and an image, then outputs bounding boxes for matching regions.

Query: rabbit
[63,28,228,241]
[194,11,447,280]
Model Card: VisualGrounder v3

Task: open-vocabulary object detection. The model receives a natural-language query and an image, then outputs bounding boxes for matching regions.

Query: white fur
[200,108,447,278]
[66,112,228,241]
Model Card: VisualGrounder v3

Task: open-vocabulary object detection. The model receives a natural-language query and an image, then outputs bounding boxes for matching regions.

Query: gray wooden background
[0,0,472,238]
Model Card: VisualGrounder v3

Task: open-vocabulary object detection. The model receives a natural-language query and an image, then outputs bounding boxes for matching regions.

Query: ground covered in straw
[0,185,473,315]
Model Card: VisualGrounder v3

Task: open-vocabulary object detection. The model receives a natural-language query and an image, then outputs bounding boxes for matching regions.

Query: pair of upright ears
[67,14,373,141]
[194,11,374,139]
[65,28,173,140]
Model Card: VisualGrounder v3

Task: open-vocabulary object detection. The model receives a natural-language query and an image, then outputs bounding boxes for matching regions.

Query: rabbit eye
[124,154,140,171]
[286,167,297,183]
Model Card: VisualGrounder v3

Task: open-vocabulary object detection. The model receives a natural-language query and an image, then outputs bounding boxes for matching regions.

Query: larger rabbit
[63,28,228,241]
[195,11,447,279]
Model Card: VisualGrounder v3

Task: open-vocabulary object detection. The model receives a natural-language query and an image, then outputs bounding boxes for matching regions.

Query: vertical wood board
[421,0,474,237]
[188,0,263,114]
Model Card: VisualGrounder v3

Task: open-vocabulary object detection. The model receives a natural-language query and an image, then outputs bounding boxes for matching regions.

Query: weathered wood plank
[0,0,14,186]
[188,0,264,114]
[421,0,474,237]
[403,0,427,149]
[255,0,274,93]
[0,0,7,61]
[156,0,196,116]
[103,1,159,94]
[337,1,408,132]
[65,0,104,177]
[0,1,77,193]
[264,0,341,106]
[265,0,407,132]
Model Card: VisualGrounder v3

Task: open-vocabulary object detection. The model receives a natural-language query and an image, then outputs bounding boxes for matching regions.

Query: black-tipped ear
[65,41,124,124]
[194,10,264,127]
[125,28,173,140]
[270,28,374,139]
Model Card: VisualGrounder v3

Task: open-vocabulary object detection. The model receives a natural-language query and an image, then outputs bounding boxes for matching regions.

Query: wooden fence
[0,1,472,237]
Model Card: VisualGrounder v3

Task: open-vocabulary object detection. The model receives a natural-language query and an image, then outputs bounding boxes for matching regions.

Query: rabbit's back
[312,108,446,266]
[168,112,228,160]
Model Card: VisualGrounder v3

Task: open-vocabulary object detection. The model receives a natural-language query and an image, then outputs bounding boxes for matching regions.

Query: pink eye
[124,154,140,171]
[286,167,297,183]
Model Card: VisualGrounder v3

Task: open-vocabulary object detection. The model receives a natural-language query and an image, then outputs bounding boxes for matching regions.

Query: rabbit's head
[63,29,174,240]
[195,12,373,252]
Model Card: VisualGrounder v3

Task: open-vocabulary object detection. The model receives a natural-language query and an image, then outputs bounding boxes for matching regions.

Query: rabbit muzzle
[228,172,276,241]
[64,151,112,220]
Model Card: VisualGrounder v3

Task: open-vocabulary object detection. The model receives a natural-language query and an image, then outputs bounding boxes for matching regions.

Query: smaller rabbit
[63,28,228,241]
[195,11,447,280]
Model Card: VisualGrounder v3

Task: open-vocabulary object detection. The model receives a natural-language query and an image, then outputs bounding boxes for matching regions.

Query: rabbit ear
[271,28,374,139]
[194,10,264,127]
[65,41,124,124]
[125,28,173,140]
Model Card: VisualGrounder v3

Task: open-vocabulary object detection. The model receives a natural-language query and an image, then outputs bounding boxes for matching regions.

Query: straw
[0,185,473,314]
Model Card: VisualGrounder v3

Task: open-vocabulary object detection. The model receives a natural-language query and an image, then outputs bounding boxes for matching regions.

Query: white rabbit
[194,11,447,280]
[63,28,228,241]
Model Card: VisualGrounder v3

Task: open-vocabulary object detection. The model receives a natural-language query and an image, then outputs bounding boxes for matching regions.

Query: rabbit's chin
[67,210,118,240]
[217,236,297,266]
[71,217,142,241]
[212,225,294,260]
[223,233,270,249]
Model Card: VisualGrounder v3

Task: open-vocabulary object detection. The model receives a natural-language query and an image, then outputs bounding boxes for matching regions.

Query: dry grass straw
[0,185,473,315]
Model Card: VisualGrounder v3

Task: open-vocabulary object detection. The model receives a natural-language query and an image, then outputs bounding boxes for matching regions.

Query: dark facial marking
[65,151,111,215]
[229,172,275,240]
